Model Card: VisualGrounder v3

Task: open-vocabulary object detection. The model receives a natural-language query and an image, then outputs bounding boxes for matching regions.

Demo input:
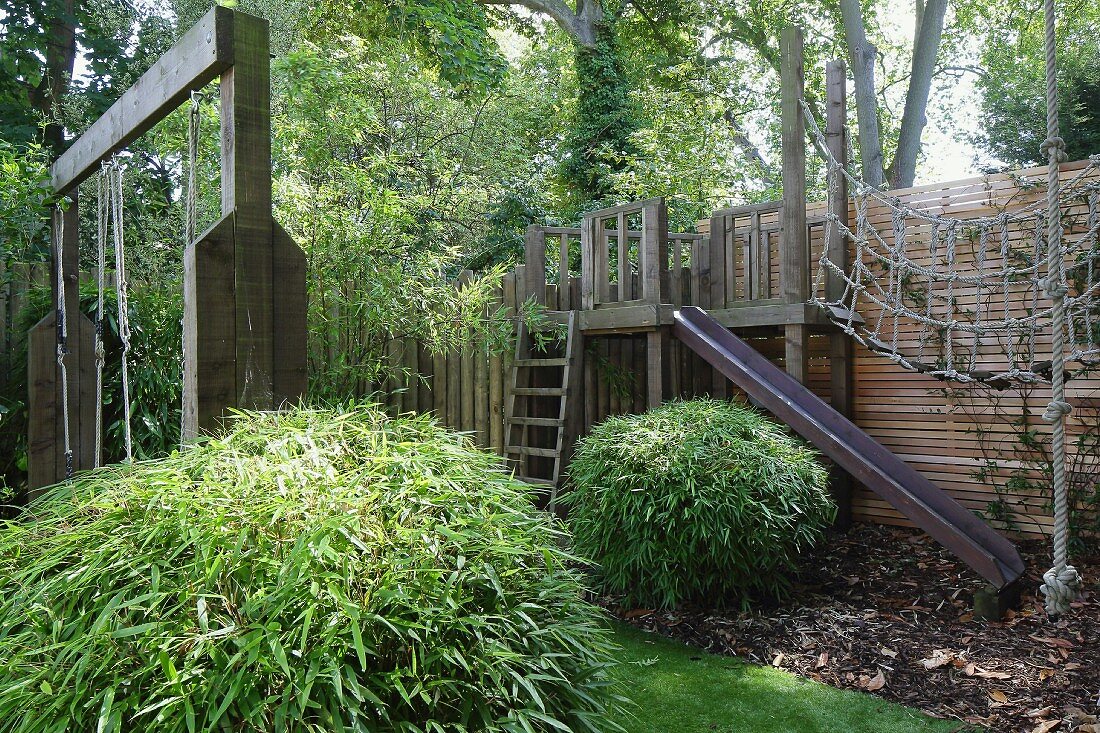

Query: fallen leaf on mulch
[815,652,828,669]
[865,670,886,691]
[919,650,955,669]
[972,666,1012,680]
[881,647,897,658]
[1030,720,1060,733]
[989,689,1009,704]
[1029,635,1075,649]
[771,652,785,667]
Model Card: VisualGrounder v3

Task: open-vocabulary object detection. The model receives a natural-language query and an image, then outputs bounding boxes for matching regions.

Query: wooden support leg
[784,324,809,384]
[183,215,236,440]
[646,329,664,409]
[829,330,853,529]
[973,579,1022,621]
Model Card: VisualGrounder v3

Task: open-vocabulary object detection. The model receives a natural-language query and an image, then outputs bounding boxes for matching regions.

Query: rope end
[1041,564,1080,616]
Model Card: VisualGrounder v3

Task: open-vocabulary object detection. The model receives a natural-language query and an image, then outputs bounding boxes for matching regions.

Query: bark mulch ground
[605,524,1099,733]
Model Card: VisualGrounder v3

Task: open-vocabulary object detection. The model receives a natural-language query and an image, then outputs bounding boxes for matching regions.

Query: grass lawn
[613,624,965,733]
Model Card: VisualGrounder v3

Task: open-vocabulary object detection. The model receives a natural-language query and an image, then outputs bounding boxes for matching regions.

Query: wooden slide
[673,306,1026,590]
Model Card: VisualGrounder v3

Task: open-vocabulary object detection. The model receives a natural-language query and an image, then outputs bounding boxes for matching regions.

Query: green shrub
[566,399,835,609]
[0,406,622,733]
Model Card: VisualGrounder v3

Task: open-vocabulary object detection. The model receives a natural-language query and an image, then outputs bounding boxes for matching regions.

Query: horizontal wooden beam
[50,6,235,193]
[705,303,833,329]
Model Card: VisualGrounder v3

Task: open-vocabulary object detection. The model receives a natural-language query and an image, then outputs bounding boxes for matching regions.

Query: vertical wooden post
[222,11,273,410]
[781,25,810,384]
[640,199,668,305]
[580,218,595,310]
[642,199,668,407]
[28,196,95,494]
[524,226,547,307]
[826,58,854,528]
[184,10,305,439]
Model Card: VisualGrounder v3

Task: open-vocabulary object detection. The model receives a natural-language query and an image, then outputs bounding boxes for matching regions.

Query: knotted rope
[1038,0,1079,616]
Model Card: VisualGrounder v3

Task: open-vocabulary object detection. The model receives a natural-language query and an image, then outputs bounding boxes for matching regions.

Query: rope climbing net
[800,0,1095,616]
[803,105,1100,386]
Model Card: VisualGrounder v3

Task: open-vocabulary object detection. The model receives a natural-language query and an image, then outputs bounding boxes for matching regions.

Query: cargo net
[802,101,1100,387]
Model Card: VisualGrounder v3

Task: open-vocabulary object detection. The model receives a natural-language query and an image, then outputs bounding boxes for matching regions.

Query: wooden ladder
[504,311,580,509]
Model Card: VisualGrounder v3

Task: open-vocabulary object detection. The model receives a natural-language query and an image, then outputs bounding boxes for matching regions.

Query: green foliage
[976,2,1100,167]
[273,39,551,399]
[0,139,54,262]
[0,405,623,732]
[566,399,834,609]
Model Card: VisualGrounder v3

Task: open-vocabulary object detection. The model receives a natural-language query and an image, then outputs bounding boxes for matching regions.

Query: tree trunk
[40,0,79,153]
[838,0,885,189]
[889,0,948,189]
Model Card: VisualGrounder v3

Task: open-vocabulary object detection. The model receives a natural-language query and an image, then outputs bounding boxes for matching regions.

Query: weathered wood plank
[781,26,809,384]
[223,11,274,411]
[51,6,235,193]
[272,222,307,407]
[183,214,236,440]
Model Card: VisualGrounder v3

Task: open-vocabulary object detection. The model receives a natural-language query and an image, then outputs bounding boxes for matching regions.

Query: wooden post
[524,227,547,307]
[826,58,854,528]
[222,11,273,410]
[781,26,810,384]
[183,10,306,439]
[580,218,595,310]
[28,197,96,493]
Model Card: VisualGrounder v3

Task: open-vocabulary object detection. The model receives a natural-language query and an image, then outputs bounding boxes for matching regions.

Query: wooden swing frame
[28,7,306,490]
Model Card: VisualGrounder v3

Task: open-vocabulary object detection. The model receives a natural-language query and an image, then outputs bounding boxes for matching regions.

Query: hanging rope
[94,165,110,469]
[110,160,134,462]
[185,90,207,248]
[181,90,208,445]
[1037,0,1080,616]
[53,205,74,480]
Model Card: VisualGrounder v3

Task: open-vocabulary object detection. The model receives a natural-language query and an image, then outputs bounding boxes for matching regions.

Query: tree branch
[478,0,595,46]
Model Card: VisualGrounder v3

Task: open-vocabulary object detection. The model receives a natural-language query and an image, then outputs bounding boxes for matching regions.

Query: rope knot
[1042,399,1072,421]
[1041,564,1080,616]
[1043,274,1068,298]
[1040,136,1068,164]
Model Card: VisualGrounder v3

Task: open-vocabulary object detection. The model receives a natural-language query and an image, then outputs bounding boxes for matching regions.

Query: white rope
[53,206,73,480]
[110,161,134,462]
[1037,0,1079,616]
[94,165,109,469]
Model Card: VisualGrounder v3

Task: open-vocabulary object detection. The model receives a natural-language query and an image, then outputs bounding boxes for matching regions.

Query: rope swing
[801,0,1098,616]
[92,159,135,465]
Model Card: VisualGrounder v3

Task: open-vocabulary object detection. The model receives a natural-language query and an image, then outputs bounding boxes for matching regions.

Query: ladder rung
[507,416,565,427]
[512,387,565,397]
[505,445,560,458]
[513,475,555,487]
[514,358,568,368]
